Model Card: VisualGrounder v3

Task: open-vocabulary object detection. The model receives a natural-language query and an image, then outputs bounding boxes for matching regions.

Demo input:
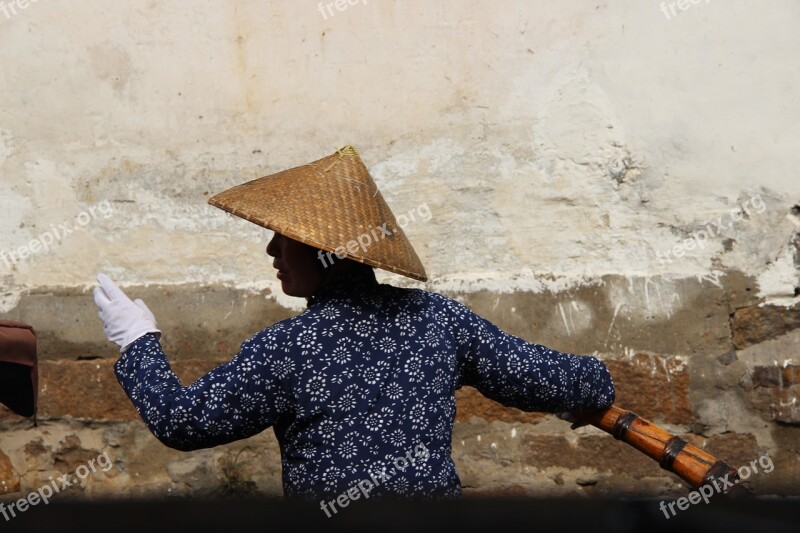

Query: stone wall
[1,0,799,503]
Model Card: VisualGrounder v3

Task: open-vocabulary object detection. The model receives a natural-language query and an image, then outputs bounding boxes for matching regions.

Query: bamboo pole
[577,405,752,496]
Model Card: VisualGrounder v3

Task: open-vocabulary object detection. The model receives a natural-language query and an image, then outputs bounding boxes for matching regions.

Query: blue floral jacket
[114,267,615,500]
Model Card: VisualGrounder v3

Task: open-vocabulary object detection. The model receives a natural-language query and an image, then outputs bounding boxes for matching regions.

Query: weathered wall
[1,0,799,503]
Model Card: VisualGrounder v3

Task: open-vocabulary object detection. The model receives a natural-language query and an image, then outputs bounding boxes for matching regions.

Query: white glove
[93,273,162,353]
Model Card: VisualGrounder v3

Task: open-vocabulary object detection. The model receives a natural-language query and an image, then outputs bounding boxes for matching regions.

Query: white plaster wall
[0,0,798,311]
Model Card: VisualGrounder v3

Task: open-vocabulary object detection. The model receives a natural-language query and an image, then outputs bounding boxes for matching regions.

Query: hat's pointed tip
[338,145,360,157]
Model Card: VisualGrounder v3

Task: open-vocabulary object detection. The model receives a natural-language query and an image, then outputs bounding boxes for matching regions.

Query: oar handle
[577,405,751,496]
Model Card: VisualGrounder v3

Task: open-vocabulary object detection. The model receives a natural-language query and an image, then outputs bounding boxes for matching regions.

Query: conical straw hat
[208,145,427,282]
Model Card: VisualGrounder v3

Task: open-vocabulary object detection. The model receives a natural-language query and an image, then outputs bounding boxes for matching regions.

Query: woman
[94,146,615,506]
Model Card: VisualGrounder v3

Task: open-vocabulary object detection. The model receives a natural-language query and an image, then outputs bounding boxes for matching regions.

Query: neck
[307,262,377,305]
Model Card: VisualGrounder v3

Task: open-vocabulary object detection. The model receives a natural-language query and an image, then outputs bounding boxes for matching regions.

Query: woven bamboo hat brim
[208,145,427,282]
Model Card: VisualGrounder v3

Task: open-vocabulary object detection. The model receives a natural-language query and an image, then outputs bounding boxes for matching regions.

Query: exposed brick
[1,353,692,429]
[749,365,800,388]
[520,434,662,480]
[455,354,691,425]
[0,449,19,495]
[1,358,226,422]
[732,303,800,349]
[455,387,546,424]
[701,432,760,469]
[605,353,694,425]
[783,365,800,386]
[742,364,800,425]
[37,359,137,421]
[751,366,781,387]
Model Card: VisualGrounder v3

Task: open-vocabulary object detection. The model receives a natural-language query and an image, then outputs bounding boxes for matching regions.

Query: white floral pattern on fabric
[114,267,615,501]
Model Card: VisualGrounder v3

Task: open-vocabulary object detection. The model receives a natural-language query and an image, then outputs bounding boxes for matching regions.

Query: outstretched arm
[94,273,292,451]
[444,295,615,413]
[114,332,292,451]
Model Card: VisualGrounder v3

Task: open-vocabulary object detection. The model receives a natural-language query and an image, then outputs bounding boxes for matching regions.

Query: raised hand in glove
[93,273,161,353]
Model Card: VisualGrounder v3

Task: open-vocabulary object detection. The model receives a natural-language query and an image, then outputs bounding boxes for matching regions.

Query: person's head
[266,232,369,298]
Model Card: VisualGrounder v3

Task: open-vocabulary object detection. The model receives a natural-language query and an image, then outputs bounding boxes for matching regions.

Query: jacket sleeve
[445,296,615,413]
[113,331,294,451]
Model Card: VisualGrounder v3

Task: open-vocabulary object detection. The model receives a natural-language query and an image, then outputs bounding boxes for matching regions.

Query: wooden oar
[577,405,752,496]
